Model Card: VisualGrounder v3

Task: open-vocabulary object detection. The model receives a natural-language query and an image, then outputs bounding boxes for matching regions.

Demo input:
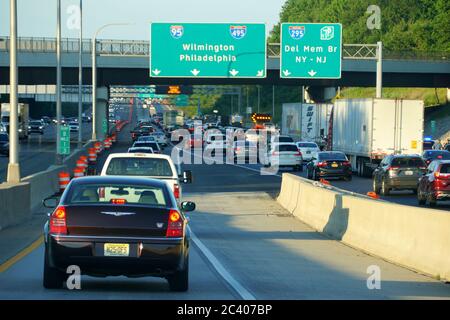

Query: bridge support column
[94,86,109,142]
[305,87,337,103]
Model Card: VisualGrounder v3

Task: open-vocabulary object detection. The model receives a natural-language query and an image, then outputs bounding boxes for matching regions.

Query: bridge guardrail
[0,37,448,61]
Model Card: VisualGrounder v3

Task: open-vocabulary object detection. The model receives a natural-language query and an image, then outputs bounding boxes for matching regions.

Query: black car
[421,150,450,166]
[43,176,195,291]
[0,133,9,156]
[306,151,352,181]
[130,126,154,141]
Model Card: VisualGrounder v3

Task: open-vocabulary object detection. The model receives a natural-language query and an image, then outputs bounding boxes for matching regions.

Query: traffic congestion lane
[0,242,235,299]
[0,119,236,300]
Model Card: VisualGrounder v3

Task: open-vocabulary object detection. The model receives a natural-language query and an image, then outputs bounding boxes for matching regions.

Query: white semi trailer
[1,103,29,140]
[330,98,424,177]
[281,103,332,148]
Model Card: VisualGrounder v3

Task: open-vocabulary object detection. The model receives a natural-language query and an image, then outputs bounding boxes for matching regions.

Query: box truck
[330,98,424,177]
[1,103,29,140]
[281,103,332,148]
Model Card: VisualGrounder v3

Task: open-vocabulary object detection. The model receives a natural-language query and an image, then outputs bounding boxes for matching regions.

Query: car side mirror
[43,196,58,208]
[181,201,196,212]
[181,170,193,184]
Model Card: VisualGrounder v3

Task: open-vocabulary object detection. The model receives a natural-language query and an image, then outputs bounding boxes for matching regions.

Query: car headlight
[39,126,43,129]
[19,129,23,132]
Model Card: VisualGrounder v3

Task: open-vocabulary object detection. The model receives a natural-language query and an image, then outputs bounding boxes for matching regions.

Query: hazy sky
[0,0,287,40]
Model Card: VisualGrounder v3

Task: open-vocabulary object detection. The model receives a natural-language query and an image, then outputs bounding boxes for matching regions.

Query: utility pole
[257,85,260,113]
[77,0,83,147]
[272,85,275,119]
[7,0,20,183]
[376,41,383,98]
[56,0,62,164]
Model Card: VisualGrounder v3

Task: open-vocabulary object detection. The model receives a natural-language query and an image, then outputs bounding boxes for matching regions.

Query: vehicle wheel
[381,178,390,196]
[168,259,189,292]
[43,246,65,289]
[298,165,304,172]
[412,188,418,195]
[312,170,319,181]
[428,194,437,207]
[307,168,312,179]
[373,178,380,194]
[417,189,426,205]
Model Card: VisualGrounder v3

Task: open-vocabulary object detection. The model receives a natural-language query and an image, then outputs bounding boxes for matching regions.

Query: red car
[418,160,450,207]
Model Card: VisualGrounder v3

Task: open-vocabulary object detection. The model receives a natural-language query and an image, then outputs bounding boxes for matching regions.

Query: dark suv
[0,133,9,156]
[373,155,427,196]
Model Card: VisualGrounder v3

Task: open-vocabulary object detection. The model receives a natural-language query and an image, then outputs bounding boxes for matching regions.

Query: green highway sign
[102,119,108,134]
[150,23,267,78]
[280,23,342,79]
[174,95,189,106]
[58,126,70,155]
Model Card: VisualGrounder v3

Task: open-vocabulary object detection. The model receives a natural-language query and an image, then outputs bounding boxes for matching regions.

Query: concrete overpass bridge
[0,37,449,87]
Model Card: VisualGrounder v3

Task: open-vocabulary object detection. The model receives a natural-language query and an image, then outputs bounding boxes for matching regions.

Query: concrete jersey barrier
[277,173,450,282]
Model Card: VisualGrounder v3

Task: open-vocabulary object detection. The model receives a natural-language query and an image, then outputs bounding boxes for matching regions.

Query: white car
[151,132,168,146]
[137,135,156,143]
[68,122,79,132]
[203,133,230,155]
[100,153,192,201]
[132,140,161,153]
[296,141,321,162]
[266,143,303,171]
[128,146,154,154]
[270,134,294,145]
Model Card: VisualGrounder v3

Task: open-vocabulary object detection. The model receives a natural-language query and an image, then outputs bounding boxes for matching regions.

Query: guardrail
[0,37,447,61]
[277,173,450,282]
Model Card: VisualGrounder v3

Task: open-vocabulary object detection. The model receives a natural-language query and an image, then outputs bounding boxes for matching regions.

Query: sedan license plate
[104,243,129,257]
[404,170,414,176]
[331,163,339,168]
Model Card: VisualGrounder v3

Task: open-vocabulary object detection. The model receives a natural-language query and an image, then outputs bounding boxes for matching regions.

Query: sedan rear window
[133,142,159,150]
[278,136,294,143]
[276,145,298,152]
[391,158,425,167]
[318,152,347,161]
[428,152,450,160]
[66,184,168,206]
[105,158,174,177]
[297,143,318,148]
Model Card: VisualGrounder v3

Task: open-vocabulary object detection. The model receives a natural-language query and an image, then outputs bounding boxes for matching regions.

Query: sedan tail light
[343,161,351,167]
[49,206,67,234]
[388,166,400,171]
[317,161,327,168]
[294,151,302,157]
[166,209,183,237]
[272,151,279,156]
[173,184,180,199]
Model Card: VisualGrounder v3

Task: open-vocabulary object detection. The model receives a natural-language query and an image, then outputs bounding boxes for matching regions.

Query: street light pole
[92,23,131,141]
[7,0,20,183]
[77,0,83,147]
[56,0,62,165]
[376,41,383,98]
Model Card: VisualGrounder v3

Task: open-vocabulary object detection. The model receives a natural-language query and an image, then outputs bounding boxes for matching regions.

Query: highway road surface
[0,107,448,300]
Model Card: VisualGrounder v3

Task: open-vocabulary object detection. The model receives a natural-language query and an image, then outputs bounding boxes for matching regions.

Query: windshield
[318,152,347,161]
[66,183,168,206]
[426,151,450,160]
[133,142,159,150]
[297,143,318,148]
[105,157,174,177]
[391,158,425,167]
[128,148,154,154]
[275,145,298,152]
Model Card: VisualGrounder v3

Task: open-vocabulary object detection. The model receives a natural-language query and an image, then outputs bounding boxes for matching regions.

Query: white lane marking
[190,229,256,300]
